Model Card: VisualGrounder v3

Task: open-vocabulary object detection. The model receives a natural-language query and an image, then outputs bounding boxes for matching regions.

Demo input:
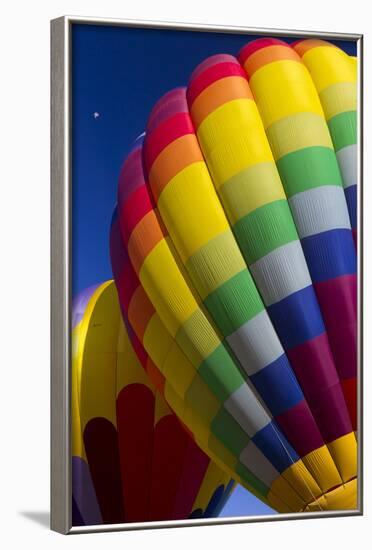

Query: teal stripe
[276,146,343,197]
[211,407,250,456]
[204,270,264,337]
[198,344,244,402]
[233,200,298,264]
[328,110,357,152]
[235,462,270,497]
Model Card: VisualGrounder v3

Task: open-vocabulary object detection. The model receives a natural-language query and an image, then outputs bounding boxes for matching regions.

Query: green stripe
[235,462,270,497]
[276,146,343,197]
[211,407,250,456]
[234,200,298,265]
[204,269,264,337]
[328,110,357,152]
[198,344,244,402]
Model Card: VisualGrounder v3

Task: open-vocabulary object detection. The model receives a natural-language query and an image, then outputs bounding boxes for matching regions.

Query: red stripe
[118,185,153,242]
[83,418,125,524]
[118,148,146,205]
[187,62,246,106]
[144,113,194,171]
[238,38,290,64]
[171,439,210,519]
[117,384,155,522]
[148,415,190,521]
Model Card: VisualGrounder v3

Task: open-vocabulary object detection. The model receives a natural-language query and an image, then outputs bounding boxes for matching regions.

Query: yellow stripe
[175,308,222,365]
[142,313,172,371]
[319,82,357,120]
[282,461,322,504]
[302,46,356,92]
[220,162,285,223]
[302,445,342,494]
[139,238,200,337]
[327,433,357,483]
[157,162,229,261]
[207,433,239,472]
[267,491,293,513]
[77,281,119,429]
[249,60,324,127]
[162,346,196,399]
[270,474,305,511]
[185,375,221,425]
[72,323,86,459]
[197,98,258,154]
[186,230,246,299]
[304,478,357,511]
[116,319,152,394]
[266,112,333,160]
[198,99,273,184]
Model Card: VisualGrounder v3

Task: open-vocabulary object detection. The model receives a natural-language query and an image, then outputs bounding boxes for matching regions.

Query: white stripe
[224,383,271,438]
[289,185,351,238]
[337,144,357,189]
[250,240,312,306]
[227,310,283,375]
[240,441,280,486]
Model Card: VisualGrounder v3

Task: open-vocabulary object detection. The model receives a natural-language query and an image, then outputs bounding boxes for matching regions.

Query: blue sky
[71,23,356,517]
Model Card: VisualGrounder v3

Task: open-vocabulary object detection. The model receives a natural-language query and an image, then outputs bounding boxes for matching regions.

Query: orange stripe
[148,134,203,201]
[146,357,166,393]
[293,39,336,57]
[190,76,253,127]
[243,45,301,78]
[128,285,155,342]
[127,209,166,274]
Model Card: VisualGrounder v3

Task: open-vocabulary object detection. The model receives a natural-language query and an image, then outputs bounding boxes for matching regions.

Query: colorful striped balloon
[106,36,358,515]
[292,39,357,243]
[72,281,235,525]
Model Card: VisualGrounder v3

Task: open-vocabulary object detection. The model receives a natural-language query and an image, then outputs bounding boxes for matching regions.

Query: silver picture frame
[51,15,363,534]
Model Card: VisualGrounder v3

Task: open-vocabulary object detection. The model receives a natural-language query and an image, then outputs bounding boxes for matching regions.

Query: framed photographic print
[51,16,363,534]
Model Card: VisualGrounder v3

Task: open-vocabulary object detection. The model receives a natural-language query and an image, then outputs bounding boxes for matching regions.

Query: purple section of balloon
[72,456,102,526]
[72,284,100,328]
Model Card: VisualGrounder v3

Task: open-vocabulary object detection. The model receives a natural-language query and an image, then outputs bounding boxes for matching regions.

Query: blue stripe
[250,354,303,416]
[345,184,357,230]
[301,229,356,283]
[267,285,325,349]
[251,421,299,473]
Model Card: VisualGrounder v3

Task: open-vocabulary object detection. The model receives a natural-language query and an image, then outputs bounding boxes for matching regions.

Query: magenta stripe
[287,333,352,441]
[276,399,324,457]
[315,275,357,381]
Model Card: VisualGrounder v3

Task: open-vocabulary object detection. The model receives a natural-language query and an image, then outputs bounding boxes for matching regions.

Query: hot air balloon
[111,37,357,513]
[72,281,236,526]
